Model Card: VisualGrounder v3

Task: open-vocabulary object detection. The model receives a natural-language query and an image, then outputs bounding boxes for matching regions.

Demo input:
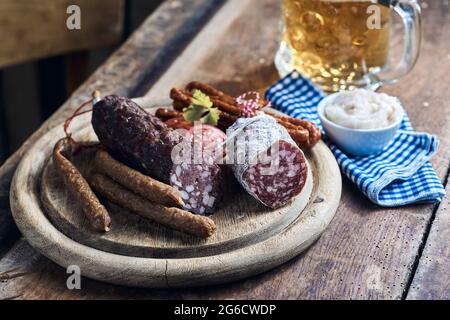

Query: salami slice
[170,163,223,215]
[170,124,225,215]
[227,115,308,209]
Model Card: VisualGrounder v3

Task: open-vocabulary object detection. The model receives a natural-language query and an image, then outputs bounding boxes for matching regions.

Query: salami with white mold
[227,115,308,209]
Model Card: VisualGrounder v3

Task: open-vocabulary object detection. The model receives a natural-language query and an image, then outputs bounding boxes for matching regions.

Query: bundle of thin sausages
[90,150,216,238]
[53,139,216,238]
[164,81,321,149]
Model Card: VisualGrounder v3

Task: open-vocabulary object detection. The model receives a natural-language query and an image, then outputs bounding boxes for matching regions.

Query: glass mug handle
[374,0,423,85]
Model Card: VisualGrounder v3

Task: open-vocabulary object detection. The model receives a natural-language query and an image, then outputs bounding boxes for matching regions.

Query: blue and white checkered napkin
[265,71,446,207]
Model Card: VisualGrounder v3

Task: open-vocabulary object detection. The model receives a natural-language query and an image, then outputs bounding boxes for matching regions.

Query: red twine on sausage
[64,91,101,152]
[63,98,93,150]
[235,92,271,118]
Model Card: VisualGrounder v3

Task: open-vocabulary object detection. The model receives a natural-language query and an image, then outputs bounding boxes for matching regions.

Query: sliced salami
[227,115,308,209]
[169,124,225,215]
[170,162,223,215]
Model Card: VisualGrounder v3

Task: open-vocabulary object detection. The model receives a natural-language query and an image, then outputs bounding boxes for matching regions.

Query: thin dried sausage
[53,138,111,232]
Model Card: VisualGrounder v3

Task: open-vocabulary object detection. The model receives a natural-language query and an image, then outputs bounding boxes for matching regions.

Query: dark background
[0,0,164,164]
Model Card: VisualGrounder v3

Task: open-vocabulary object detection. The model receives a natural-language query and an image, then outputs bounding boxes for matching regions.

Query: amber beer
[279,0,392,91]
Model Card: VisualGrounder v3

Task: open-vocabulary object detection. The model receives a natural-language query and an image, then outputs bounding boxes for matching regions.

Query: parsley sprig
[183,90,220,126]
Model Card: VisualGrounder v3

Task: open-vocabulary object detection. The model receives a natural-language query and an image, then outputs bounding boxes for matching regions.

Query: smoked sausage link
[92,95,181,184]
[53,138,111,232]
[90,174,216,238]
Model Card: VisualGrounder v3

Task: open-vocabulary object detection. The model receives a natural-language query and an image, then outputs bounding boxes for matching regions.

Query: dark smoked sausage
[92,95,181,184]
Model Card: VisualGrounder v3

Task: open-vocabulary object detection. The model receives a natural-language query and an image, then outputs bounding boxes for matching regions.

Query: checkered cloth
[265,71,446,206]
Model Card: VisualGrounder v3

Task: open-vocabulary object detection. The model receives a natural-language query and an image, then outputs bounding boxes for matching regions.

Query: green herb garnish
[183,90,220,126]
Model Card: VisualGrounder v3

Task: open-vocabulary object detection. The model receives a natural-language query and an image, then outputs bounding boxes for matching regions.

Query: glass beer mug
[275,0,422,92]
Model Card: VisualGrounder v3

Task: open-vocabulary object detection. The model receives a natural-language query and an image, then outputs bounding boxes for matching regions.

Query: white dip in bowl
[324,89,404,130]
[318,90,405,157]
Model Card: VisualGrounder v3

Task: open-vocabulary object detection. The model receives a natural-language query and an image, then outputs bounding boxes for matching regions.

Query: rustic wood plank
[0,0,124,68]
[407,178,450,300]
[0,0,225,256]
[147,0,448,299]
[0,0,449,299]
[0,168,20,259]
[142,0,450,299]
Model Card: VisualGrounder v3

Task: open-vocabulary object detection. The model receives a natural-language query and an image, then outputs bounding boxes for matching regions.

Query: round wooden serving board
[10,99,342,288]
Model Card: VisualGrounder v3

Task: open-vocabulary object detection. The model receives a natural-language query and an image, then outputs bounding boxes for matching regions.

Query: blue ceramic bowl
[318,94,404,157]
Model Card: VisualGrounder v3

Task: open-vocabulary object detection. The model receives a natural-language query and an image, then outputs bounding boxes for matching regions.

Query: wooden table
[0,0,449,300]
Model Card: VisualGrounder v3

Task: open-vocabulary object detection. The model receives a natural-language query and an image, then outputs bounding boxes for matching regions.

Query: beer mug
[275,0,422,92]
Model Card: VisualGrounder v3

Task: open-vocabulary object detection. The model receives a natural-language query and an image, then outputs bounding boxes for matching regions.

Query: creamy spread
[324,89,404,130]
